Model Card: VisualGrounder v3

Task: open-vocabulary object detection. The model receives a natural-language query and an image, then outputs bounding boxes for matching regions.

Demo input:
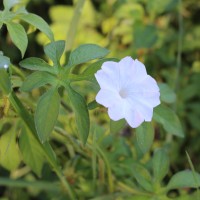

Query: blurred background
[0,0,200,199]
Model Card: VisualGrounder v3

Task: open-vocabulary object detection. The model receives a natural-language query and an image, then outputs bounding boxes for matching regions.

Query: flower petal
[127,98,153,121]
[95,70,117,91]
[124,105,144,128]
[108,100,125,121]
[118,56,135,87]
[96,89,119,107]
[132,59,148,82]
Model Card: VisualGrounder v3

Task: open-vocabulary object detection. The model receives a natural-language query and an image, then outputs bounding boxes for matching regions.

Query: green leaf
[19,126,45,176]
[167,170,200,190]
[0,53,10,68]
[158,83,176,104]
[0,69,12,94]
[6,22,28,57]
[134,25,158,49]
[88,100,99,110]
[110,119,126,134]
[153,104,184,137]
[67,44,110,67]
[82,58,119,79]
[19,13,54,41]
[44,40,65,66]
[136,122,154,154]
[20,71,57,92]
[3,0,19,10]
[35,88,60,143]
[132,163,153,192]
[20,57,56,74]
[0,131,21,171]
[152,148,169,183]
[66,85,90,144]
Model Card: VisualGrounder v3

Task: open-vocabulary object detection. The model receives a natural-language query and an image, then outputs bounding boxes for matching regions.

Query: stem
[64,0,85,53]
[8,92,76,200]
[174,0,183,95]
[54,127,114,193]
[0,178,60,192]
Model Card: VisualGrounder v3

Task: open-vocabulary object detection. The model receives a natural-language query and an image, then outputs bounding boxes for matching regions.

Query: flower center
[119,89,128,99]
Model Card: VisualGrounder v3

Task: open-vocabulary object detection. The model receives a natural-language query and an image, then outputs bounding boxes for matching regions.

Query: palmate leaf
[66,84,90,145]
[6,21,28,57]
[35,88,60,143]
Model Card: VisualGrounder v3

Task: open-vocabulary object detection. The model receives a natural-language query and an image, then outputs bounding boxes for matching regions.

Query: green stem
[0,178,60,192]
[64,0,85,53]
[54,127,114,193]
[8,92,76,200]
[174,0,183,95]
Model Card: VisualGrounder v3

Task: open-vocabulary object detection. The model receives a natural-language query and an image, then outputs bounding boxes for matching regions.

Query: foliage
[0,0,200,199]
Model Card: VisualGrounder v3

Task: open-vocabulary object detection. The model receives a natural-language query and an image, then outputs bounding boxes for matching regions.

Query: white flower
[95,56,160,128]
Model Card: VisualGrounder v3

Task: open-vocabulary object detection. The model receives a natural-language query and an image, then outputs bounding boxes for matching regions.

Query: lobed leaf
[35,88,60,143]
[6,22,28,57]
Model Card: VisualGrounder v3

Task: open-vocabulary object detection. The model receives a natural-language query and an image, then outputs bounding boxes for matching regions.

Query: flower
[95,56,160,128]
